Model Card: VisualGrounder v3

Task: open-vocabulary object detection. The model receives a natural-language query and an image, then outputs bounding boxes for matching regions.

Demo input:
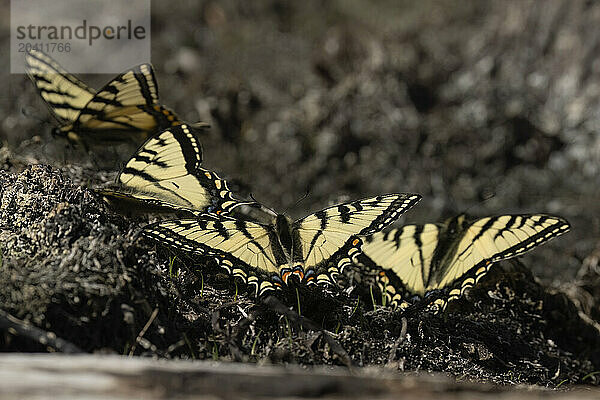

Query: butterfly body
[143,193,422,296]
[360,213,571,310]
[422,215,470,290]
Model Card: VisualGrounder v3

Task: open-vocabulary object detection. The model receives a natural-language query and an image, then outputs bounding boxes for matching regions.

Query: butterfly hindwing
[99,124,251,215]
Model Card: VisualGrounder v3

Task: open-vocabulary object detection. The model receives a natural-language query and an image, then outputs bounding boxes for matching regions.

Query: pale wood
[0,354,598,399]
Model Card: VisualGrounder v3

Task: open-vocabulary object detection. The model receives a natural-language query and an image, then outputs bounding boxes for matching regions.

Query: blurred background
[1,0,598,283]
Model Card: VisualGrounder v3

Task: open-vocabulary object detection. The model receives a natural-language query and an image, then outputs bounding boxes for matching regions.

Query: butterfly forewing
[295,193,422,266]
[75,64,158,123]
[293,193,422,283]
[100,124,251,215]
[25,49,96,123]
[436,214,571,288]
[66,64,180,140]
[363,224,440,296]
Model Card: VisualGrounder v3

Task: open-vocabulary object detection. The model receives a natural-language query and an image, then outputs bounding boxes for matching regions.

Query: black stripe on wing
[492,215,518,240]
[25,50,92,92]
[134,64,160,104]
[73,64,161,122]
[123,124,203,173]
[486,215,570,263]
[25,50,95,123]
[355,194,422,236]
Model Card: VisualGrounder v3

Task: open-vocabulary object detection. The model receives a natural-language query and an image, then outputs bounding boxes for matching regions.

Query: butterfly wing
[362,213,570,310]
[62,63,182,144]
[142,216,283,295]
[99,124,251,215]
[25,49,96,123]
[437,214,570,301]
[293,193,422,284]
[360,224,441,307]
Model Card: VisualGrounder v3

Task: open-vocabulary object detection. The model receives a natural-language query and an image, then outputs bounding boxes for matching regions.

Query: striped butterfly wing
[99,124,251,215]
[293,193,422,284]
[436,214,570,302]
[360,224,441,308]
[62,63,181,144]
[362,213,570,310]
[142,194,422,295]
[143,216,283,295]
[25,49,96,123]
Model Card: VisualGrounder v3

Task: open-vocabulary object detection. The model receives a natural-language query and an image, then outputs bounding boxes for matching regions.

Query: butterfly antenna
[278,187,312,218]
[249,192,277,217]
[461,190,497,217]
[293,187,311,209]
[189,121,211,132]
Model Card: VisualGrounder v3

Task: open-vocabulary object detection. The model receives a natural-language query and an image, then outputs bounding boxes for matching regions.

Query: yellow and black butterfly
[98,124,252,215]
[25,49,194,147]
[358,213,570,310]
[142,193,422,295]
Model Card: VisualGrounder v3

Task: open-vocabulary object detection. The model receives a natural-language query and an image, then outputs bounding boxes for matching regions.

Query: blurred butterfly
[25,49,204,148]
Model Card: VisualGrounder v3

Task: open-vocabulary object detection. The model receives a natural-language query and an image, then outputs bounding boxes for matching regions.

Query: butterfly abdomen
[432,215,469,281]
[275,214,294,255]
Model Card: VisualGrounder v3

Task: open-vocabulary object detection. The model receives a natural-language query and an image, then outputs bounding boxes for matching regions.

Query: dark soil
[1,0,599,390]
